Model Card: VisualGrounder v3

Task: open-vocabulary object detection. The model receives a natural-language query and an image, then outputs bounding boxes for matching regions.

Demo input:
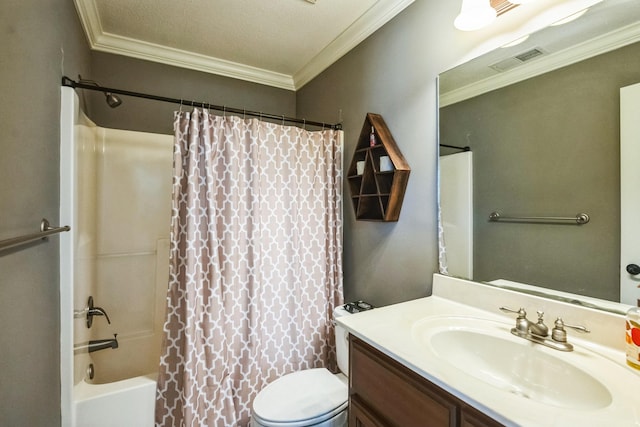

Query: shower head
[77,75,123,108]
[105,92,122,108]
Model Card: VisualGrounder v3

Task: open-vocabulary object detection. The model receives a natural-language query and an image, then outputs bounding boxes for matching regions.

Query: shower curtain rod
[61,76,342,130]
[439,143,470,152]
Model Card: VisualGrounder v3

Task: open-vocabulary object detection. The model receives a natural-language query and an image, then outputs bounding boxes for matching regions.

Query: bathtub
[74,374,157,427]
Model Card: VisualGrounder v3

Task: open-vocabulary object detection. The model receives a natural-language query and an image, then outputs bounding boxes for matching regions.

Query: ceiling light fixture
[455,0,497,31]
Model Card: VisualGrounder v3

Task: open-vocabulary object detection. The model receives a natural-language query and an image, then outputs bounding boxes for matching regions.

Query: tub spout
[88,334,118,353]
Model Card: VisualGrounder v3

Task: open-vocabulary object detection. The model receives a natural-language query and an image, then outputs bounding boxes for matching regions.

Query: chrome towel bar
[0,218,70,252]
[489,212,590,225]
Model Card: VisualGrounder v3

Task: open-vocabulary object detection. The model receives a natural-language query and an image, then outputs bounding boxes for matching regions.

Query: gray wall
[0,1,91,425]
[440,42,640,301]
[87,1,494,309]
[0,4,296,426]
[296,1,482,306]
[0,0,561,423]
[86,51,297,135]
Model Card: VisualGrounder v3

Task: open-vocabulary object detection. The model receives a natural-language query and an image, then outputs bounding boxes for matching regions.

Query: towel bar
[0,218,70,252]
[489,212,590,225]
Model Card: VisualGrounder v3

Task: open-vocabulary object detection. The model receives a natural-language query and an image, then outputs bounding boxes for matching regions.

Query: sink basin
[412,317,612,410]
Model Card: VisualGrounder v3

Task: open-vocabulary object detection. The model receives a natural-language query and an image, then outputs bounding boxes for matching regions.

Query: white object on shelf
[380,156,393,172]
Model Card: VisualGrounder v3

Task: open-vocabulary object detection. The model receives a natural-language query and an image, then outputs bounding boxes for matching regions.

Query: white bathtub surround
[60,87,172,427]
[87,128,172,383]
[337,273,640,427]
[155,110,344,426]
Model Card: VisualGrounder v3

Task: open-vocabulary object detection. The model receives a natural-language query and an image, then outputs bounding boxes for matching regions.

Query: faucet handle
[86,296,112,328]
[561,319,590,333]
[500,307,529,334]
[499,306,526,317]
[552,317,590,343]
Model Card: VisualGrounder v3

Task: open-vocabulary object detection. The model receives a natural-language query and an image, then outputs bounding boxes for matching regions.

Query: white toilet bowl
[250,306,352,427]
[250,369,348,427]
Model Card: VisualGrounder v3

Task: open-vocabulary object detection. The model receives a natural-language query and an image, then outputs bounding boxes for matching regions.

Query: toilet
[250,305,352,427]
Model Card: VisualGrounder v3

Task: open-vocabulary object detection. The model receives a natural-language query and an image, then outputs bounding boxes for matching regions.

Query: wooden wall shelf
[347,113,410,221]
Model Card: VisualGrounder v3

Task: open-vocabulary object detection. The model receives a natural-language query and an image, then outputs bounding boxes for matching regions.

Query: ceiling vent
[490,47,547,72]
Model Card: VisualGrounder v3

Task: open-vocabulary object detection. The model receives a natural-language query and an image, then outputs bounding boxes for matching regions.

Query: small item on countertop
[344,301,374,313]
[626,306,640,370]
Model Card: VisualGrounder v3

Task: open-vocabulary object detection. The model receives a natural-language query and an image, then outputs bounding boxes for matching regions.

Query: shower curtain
[155,109,344,426]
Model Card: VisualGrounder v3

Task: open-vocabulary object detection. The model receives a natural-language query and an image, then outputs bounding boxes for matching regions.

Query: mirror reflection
[438,0,640,306]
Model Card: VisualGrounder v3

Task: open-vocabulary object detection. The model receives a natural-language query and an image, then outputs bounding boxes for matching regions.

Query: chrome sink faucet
[500,307,548,336]
[499,307,589,351]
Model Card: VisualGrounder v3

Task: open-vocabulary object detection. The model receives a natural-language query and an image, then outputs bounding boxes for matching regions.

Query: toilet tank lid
[252,368,347,425]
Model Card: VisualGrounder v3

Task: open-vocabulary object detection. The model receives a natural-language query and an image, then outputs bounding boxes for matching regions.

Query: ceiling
[73,0,414,91]
[439,0,640,106]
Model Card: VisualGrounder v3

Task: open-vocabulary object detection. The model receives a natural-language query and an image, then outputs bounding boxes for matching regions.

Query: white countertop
[337,274,640,427]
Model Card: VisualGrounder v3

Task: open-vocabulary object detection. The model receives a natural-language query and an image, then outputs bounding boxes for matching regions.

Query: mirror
[438,0,640,309]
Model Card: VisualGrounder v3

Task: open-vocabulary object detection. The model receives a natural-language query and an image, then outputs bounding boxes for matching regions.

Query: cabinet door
[349,397,388,427]
[460,406,505,427]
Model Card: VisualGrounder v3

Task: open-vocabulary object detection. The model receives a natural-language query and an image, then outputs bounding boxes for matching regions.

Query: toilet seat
[251,368,348,427]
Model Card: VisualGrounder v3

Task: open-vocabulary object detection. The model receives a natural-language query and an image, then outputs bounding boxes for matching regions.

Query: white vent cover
[490,47,547,72]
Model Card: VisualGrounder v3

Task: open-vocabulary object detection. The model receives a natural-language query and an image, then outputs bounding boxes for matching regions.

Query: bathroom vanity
[338,274,640,427]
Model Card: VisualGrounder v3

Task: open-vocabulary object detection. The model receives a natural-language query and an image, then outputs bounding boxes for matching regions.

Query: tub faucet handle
[86,296,111,328]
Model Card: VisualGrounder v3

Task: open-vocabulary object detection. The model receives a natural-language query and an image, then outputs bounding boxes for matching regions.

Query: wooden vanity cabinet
[348,336,505,427]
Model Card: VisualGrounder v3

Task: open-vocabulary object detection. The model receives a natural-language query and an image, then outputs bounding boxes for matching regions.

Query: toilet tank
[333,306,351,375]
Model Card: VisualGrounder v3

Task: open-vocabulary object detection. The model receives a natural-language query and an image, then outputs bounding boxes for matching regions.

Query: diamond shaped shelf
[347,113,410,221]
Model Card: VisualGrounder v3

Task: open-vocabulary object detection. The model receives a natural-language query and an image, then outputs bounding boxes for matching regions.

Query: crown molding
[74,0,104,46]
[293,0,415,89]
[74,0,414,91]
[93,32,296,90]
[440,21,640,107]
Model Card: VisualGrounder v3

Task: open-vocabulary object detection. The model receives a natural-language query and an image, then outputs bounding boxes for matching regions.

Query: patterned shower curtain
[155,109,344,426]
